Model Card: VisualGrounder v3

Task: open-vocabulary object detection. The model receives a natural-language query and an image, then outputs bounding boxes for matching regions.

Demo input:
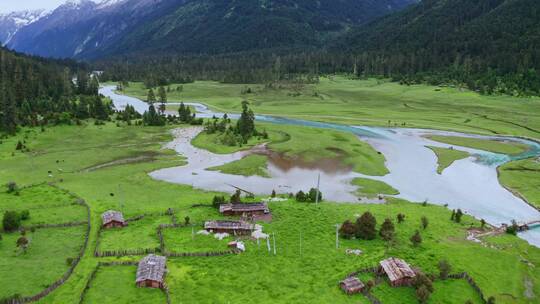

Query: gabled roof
[219,203,270,214]
[379,257,416,282]
[204,220,255,231]
[136,255,166,283]
[101,210,125,225]
[340,277,365,290]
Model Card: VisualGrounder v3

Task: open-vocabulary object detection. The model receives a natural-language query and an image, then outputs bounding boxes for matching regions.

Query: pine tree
[438,260,451,279]
[379,218,395,241]
[147,89,156,103]
[339,220,357,239]
[421,216,429,229]
[237,100,255,140]
[158,86,167,102]
[455,209,463,223]
[356,212,377,240]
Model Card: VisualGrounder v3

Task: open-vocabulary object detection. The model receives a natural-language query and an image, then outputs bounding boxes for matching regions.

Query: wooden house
[379,257,416,287]
[204,220,255,235]
[136,255,167,289]
[219,203,272,221]
[101,210,126,228]
[339,277,365,295]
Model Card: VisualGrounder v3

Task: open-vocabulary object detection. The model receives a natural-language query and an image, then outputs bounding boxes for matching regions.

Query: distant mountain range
[1,0,417,59]
[0,9,47,45]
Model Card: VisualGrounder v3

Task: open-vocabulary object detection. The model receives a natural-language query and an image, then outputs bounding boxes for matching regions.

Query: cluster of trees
[294,188,322,203]
[339,212,427,247]
[2,209,30,232]
[140,89,203,126]
[0,47,102,135]
[204,101,265,147]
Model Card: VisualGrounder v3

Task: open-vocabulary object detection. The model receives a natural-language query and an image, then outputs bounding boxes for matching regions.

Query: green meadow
[426,146,470,174]
[427,135,531,155]
[115,76,540,140]
[0,77,539,303]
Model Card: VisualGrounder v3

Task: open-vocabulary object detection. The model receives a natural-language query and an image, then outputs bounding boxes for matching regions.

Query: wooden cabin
[136,255,167,289]
[219,203,272,221]
[101,210,126,228]
[339,277,365,295]
[204,220,255,235]
[379,257,416,287]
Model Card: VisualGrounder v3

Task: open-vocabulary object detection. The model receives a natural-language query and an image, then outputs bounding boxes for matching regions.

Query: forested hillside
[101,0,415,58]
[337,0,540,95]
[0,47,109,135]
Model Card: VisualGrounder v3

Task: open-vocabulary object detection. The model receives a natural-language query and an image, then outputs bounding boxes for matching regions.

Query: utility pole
[335,224,339,249]
[315,173,321,204]
[273,233,277,255]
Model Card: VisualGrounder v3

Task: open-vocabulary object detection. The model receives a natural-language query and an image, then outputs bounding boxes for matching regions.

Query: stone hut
[379,257,416,287]
[101,210,126,228]
[204,220,255,235]
[136,254,167,289]
[339,277,365,295]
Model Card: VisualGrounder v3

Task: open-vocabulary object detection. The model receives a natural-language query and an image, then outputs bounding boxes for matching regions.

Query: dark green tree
[410,230,422,247]
[379,218,395,241]
[356,212,377,240]
[3,211,21,232]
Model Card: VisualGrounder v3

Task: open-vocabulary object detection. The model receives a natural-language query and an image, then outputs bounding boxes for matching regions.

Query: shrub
[20,210,30,220]
[307,188,322,202]
[356,212,377,240]
[438,259,451,279]
[379,218,395,241]
[506,220,519,235]
[339,220,356,239]
[212,195,226,208]
[6,181,18,193]
[184,216,190,226]
[410,230,422,247]
[66,257,74,266]
[421,216,429,229]
[230,190,242,204]
[295,191,306,202]
[2,211,21,232]
[455,209,463,223]
[397,213,405,223]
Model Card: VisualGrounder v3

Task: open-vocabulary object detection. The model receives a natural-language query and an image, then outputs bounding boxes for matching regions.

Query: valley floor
[1,78,540,303]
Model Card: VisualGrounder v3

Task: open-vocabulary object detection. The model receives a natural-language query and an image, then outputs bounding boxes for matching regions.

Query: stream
[100,86,540,247]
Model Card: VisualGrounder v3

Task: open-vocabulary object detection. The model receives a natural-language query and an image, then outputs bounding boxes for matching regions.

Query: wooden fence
[2,185,91,304]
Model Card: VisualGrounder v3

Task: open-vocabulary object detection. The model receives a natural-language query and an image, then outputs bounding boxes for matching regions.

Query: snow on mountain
[0,9,48,45]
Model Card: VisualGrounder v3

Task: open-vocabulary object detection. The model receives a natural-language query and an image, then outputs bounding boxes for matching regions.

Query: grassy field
[427,135,531,155]
[81,265,167,303]
[98,215,172,251]
[0,185,87,299]
[0,122,538,303]
[1,75,540,303]
[499,158,540,209]
[208,155,270,177]
[427,146,470,174]
[114,76,540,141]
[162,226,232,253]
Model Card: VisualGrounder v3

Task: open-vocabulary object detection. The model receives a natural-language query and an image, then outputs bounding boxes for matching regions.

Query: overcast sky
[0,0,71,13]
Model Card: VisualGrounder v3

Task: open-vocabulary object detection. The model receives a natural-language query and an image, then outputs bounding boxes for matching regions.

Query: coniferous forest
[0,47,109,135]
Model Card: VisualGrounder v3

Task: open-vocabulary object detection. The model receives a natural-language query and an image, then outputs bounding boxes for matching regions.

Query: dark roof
[219,203,270,214]
[204,220,255,231]
[340,277,364,291]
[101,210,125,225]
[379,257,416,282]
[136,255,166,283]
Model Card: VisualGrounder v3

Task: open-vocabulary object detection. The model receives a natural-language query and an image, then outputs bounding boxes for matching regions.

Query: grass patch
[499,158,540,209]
[81,265,166,304]
[208,155,269,177]
[98,215,171,251]
[0,226,86,299]
[430,279,484,303]
[427,136,530,155]
[352,178,399,197]
[427,146,470,174]
[162,226,231,253]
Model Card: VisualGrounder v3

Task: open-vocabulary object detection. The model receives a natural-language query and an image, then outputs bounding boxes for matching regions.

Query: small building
[379,257,416,287]
[219,203,272,221]
[101,210,126,228]
[339,277,365,295]
[204,220,255,235]
[136,255,167,289]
